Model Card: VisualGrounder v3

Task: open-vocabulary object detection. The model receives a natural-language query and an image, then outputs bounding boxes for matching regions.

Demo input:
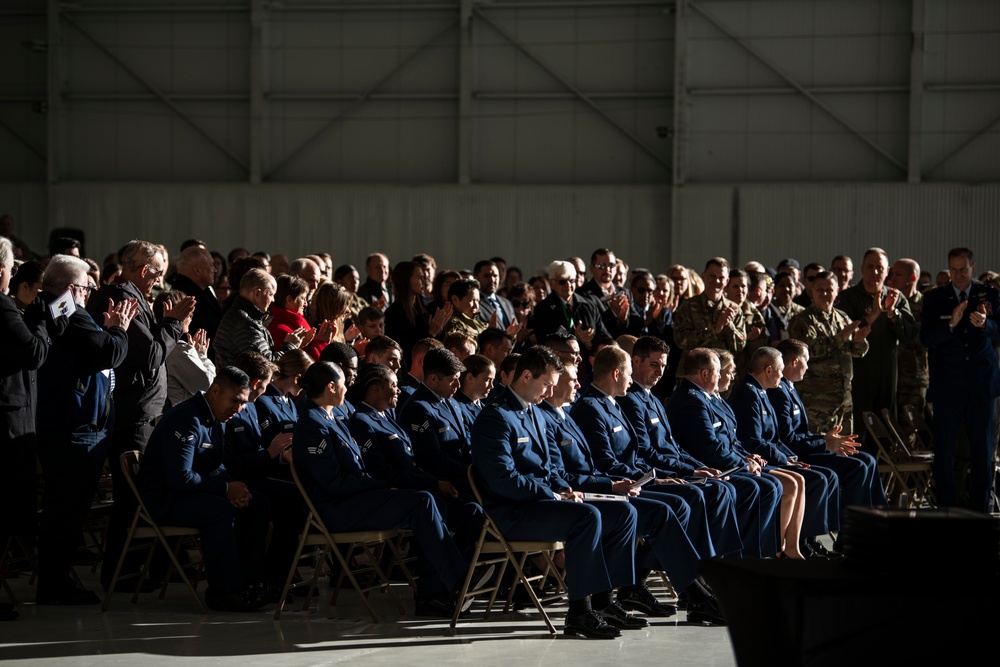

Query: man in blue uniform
[770,339,887,509]
[921,247,1000,512]
[665,348,783,559]
[398,347,473,491]
[138,367,270,611]
[571,345,742,562]
[620,336,777,560]
[539,359,725,625]
[472,346,640,638]
[727,347,842,558]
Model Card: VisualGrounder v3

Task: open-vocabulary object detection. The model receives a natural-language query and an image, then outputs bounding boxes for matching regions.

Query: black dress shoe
[806,538,844,559]
[597,601,649,629]
[36,588,101,605]
[618,585,677,617]
[0,603,18,621]
[564,610,622,639]
[686,597,726,626]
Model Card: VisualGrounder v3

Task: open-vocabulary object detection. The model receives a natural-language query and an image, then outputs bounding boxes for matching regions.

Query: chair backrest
[288,457,334,539]
[880,408,916,457]
[119,450,156,521]
[861,412,899,466]
[900,404,934,451]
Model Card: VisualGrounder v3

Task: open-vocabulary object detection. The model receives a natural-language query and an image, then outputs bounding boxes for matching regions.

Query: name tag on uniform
[233,426,245,433]
[516,437,530,443]
[200,442,213,449]
[612,426,623,433]
[940,315,951,320]
[339,441,352,447]
[792,408,800,415]
[388,434,398,440]
[560,439,573,446]
[761,409,768,416]
[712,421,722,428]
[649,417,660,424]
[438,426,450,433]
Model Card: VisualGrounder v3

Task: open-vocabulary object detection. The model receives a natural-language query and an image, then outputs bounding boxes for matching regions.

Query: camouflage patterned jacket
[788,305,869,395]
[673,292,748,354]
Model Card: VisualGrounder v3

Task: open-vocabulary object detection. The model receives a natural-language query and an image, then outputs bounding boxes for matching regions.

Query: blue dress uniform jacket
[138,393,233,518]
[571,384,739,559]
[255,384,298,450]
[726,377,838,535]
[666,380,783,557]
[453,391,482,435]
[537,400,705,588]
[294,399,467,598]
[398,384,472,485]
[768,378,885,508]
[620,383,774,559]
[921,280,1000,512]
[471,386,637,601]
[223,401,273,482]
[349,403,438,492]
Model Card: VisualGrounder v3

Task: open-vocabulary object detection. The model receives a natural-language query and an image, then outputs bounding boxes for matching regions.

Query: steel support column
[250,0,264,183]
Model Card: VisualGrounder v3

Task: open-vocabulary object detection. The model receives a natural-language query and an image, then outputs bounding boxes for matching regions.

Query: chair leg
[102,517,140,613]
[1,536,18,606]
[505,551,556,635]
[154,530,207,614]
[274,531,309,621]
[328,542,380,623]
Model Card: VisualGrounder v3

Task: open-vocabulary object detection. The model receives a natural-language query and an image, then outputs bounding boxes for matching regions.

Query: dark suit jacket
[531,293,609,349]
[0,294,48,439]
[170,273,222,339]
[920,280,1000,402]
[476,292,516,328]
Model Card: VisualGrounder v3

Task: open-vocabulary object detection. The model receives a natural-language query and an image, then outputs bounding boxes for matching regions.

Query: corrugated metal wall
[46,183,671,274]
[673,183,1000,274]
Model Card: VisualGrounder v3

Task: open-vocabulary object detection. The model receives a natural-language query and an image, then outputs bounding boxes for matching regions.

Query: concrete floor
[1,568,738,667]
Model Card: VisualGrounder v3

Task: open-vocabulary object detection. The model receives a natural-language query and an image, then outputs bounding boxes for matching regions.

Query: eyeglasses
[510,299,531,308]
[635,288,653,295]
[145,264,165,278]
[592,262,613,270]
[555,279,573,286]
[7,264,17,277]
[70,283,97,294]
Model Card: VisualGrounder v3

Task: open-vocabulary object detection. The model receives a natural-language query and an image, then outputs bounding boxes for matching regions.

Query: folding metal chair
[862,412,934,508]
[101,450,206,613]
[275,458,407,622]
[453,466,566,634]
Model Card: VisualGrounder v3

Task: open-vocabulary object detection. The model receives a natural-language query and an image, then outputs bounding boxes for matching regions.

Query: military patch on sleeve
[411,421,430,433]
[259,418,271,430]
[306,439,328,455]
[174,431,195,443]
[360,439,373,453]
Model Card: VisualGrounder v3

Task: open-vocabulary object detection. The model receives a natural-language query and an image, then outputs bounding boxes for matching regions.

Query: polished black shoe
[205,586,267,612]
[36,587,101,605]
[564,609,622,639]
[618,585,677,617]
[806,538,844,559]
[598,601,649,629]
[686,597,726,626]
[0,603,19,621]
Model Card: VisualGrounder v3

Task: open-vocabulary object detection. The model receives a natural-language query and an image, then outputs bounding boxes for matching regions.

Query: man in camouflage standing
[888,258,928,416]
[674,258,748,371]
[835,248,916,435]
[788,271,870,434]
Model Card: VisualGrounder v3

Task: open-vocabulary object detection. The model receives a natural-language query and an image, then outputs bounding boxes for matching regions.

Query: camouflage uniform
[836,284,916,433]
[735,301,768,379]
[774,299,804,324]
[442,311,487,339]
[895,291,928,415]
[788,305,869,434]
[673,292,748,355]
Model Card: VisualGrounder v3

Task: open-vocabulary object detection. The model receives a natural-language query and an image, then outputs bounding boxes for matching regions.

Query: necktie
[959,290,967,303]
[491,295,506,327]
